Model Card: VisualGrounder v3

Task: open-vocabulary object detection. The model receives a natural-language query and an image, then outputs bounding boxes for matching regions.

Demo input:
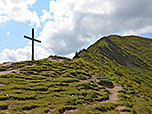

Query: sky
[0,0,152,63]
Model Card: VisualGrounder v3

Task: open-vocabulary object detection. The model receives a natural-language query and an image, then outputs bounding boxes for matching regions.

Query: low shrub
[53,88,65,92]
[31,107,50,114]
[0,96,9,101]
[10,95,36,100]
[98,80,114,88]
[0,67,7,71]
[95,95,109,101]
[95,103,116,112]
[58,106,77,113]
[0,104,8,110]
[76,83,94,90]
[22,104,39,110]
[66,98,83,105]
[121,107,132,112]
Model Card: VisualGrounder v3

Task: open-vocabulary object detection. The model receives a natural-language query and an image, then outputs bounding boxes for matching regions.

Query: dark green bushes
[98,80,114,88]
[0,67,7,71]
[95,103,116,112]
[22,104,39,110]
[0,104,8,110]
[0,96,9,101]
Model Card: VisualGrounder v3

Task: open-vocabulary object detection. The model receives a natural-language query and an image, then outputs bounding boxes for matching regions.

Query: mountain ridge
[74,35,152,87]
[75,35,152,66]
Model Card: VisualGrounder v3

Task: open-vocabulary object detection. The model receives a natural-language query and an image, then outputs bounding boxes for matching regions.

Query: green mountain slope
[74,35,152,114]
[75,35,152,87]
[0,35,152,114]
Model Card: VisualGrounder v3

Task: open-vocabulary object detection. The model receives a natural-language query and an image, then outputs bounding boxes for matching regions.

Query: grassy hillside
[0,35,152,114]
[0,59,118,114]
[75,35,152,87]
[74,35,152,113]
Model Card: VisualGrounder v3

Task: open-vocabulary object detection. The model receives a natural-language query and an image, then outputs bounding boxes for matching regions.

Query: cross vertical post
[24,28,41,61]
[32,28,34,60]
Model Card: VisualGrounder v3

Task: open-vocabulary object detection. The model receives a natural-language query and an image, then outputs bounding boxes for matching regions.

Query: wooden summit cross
[24,28,41,60]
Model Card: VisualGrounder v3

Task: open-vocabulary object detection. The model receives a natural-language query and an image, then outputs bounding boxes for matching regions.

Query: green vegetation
[74,35,152,114]
[0,58,111,113]
[0,35,152,114]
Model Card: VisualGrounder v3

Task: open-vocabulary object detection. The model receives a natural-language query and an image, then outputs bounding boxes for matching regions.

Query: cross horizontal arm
[24,35,41,43]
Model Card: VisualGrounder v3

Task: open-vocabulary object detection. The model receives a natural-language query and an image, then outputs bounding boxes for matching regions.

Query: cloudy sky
[0,0,152,63]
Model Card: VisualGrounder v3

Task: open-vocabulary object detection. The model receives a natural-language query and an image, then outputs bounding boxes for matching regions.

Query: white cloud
[40,10,52,23]
[7,32,10,36]
[0,0,40,27]
[65,52,75,59]
[1,0,152,62]
[0,46,50,64]
[38,0,152,56]
[73,0,114,15]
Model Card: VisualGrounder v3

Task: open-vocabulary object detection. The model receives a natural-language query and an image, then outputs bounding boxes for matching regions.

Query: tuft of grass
[0,103,8,110]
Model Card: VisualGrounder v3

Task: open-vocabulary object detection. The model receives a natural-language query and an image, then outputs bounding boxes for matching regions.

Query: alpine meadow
[0,35,152,114]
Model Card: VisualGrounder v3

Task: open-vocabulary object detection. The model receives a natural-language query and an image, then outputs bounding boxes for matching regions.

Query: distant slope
[75,35,152,67]
[74,35,152,87]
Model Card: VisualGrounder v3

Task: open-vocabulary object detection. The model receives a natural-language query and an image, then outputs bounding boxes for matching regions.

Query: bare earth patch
[0,64,36,76]
[63,109,78,114]
[0,62,12,67]
[117,106,131,114]
[101,86,131,114]
[0,70,14,76]
[104,86,123,103]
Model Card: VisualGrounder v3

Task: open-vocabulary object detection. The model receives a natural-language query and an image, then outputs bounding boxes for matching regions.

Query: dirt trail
[117,106,130,114]
[104,86,123,103]
[0,62,12,67]
[86,76,123,103]
[0,69,127,114]
[0,70,14,75]
[85,76,123,103]
[63,109,78,114]
[0,64,36,76]
[104,86,130,114]
[87,76,123,103]
[63,85,124,114]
